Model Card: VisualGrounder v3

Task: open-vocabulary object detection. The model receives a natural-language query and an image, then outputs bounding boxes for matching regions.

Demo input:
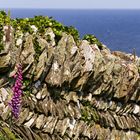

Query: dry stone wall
[0,25,140,140]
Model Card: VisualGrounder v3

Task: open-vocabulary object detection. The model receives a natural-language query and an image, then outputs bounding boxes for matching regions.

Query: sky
[0,0,140,9]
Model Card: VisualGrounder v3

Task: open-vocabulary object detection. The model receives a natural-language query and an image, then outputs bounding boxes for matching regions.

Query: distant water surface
[1,9,140,56]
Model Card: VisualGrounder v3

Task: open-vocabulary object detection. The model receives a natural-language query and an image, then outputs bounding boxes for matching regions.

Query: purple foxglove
[9,64,23,118]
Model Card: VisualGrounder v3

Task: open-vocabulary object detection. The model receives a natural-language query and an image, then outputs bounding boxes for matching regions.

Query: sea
[1,9,140,56]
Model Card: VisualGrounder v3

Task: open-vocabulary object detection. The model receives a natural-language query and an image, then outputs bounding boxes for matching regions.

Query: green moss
[0,23,4,53]
[91,108,100,122]
[33,37,42,62]
[0,132,6,140]
[0,43,4,53]
[138,135,140,139]
[2,127,17,140]
[81,100,100,123]
[23,78,32,96]
[81,107,92,122]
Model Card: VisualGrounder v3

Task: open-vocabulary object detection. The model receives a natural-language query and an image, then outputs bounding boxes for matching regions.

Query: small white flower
[16,38,23,46]
[31,25,38,33]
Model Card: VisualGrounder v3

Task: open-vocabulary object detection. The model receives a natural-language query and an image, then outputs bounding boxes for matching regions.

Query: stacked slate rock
[0,25,140,140]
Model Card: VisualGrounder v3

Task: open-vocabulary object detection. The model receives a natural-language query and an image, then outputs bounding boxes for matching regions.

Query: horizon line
[1,7,140,10]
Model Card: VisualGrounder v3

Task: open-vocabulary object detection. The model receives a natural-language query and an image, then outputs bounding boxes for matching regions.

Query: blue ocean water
[1,9,140,55]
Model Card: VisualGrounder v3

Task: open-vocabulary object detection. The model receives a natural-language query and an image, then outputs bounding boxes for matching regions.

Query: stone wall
[0,25,140,140]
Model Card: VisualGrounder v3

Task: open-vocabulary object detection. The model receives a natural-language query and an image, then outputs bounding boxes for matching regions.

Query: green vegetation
[0,11,12,52]
[81,100,100,123]
[0,11,7,25]
[0,28,4,53]
[83,34,103,49]
[0,132,6,140]
[0,11,80,43]
[0,11,6,53]
[23,78,32,96]
[0,126,20,140]
[0,10,104,52]
[0,10,104,97]
[33,37,42,62]
[2,127,17,140]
